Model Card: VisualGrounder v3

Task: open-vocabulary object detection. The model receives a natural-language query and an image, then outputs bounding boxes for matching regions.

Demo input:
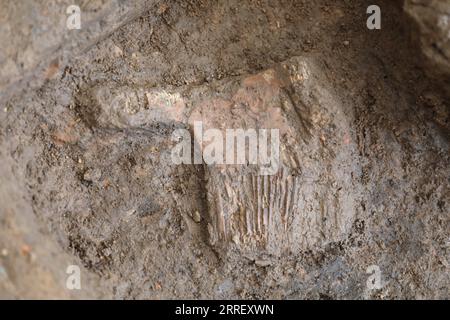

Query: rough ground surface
[405,0,450,99]
[0,0,449,299]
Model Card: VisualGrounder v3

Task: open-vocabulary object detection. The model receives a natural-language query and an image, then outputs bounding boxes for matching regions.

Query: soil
[0,0,449,299]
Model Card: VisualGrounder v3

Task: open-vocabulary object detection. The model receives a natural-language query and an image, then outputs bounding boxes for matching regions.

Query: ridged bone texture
[189,56,360,257]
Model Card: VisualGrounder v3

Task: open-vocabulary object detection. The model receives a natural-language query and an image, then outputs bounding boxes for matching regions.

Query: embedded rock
[189,57,360,257]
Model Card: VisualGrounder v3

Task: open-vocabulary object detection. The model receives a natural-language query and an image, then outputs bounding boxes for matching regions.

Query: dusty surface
[405,0,450,86]
[0,0,449,299]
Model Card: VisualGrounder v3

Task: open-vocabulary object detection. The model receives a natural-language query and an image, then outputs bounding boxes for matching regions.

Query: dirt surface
[0,0,449,299]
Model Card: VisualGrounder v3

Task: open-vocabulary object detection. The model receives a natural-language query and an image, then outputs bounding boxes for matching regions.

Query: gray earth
[0,0,449,299]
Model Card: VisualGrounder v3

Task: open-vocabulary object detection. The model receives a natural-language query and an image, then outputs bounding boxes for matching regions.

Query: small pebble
[113,44,123,58]
[83,168,101,182]
[20,244,31,256]
[193,210,201,223]
[255,259,272,267]
[343,40,350,46]
[0,265,8,280]
[1,249,8,257]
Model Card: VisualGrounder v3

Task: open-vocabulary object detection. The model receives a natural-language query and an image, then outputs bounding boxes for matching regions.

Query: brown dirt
[0,0,448,299]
